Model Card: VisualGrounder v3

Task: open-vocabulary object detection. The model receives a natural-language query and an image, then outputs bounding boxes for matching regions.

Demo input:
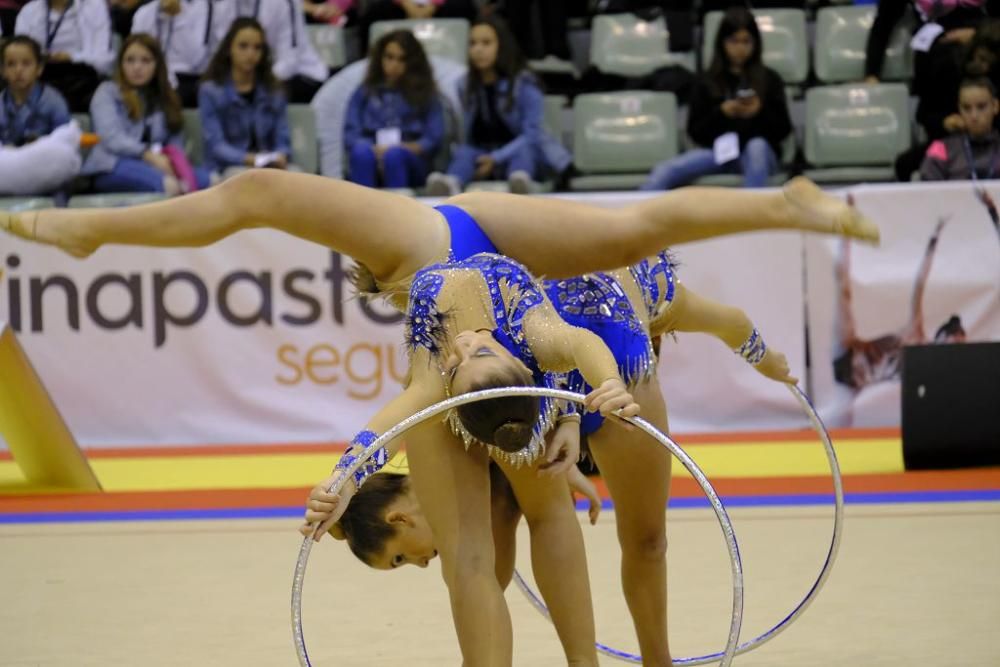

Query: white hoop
[291,387,746,667]
[512,384,845,664]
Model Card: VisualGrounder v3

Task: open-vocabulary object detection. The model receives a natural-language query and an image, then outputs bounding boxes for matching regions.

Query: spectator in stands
[640,6,790,191]
[199,17,295,179]
[132,0,220,107]
[216,0,330,102]
[0,34,82,195]
[892,17,1000,180]
[303,0,354,26]
[920,77,999,180]
[84,33,208,195]
[0,0,31,37]
[14,0,115,111]
[358,0,477,53]
[344,29,443,189]
[426,15,570,195]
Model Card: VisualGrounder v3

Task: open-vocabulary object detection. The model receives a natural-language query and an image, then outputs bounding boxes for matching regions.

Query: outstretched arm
[525,303,640,417]
[301,355,446,540]
[657,283,797,384]
[909,219,946,338]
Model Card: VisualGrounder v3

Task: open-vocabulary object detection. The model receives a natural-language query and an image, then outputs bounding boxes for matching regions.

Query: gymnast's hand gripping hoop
[291,387,748,667]
[512,384,844,665]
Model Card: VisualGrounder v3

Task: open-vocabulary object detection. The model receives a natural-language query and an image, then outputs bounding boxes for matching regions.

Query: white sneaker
[508,170,536,195]
[426,172,461,197]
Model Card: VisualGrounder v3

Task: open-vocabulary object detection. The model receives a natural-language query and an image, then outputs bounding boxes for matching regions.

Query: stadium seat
[68,193,167,208]
[814,6,912,83]
[803,83,911,183]
[369,19,469,65]
[590,13,695,76]
[306,24,347,70]
[543,94,567,144]
[702,9,809,85]
[570,91,678,191]
[287,104,319,174]
[181,108,204,168]
[0,197,55,212]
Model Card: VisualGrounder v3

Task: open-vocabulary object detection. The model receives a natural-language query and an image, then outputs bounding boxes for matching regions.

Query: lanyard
[45,0,73,50]
[962,135,999,181]
[156,14,175,55]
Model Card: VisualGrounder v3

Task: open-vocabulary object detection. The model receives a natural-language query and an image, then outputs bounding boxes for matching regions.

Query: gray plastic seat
[181,108,204,167]
[591,13,695,76]
[702,9,809,85]
[804,83,911,183]
[815,6,912,83]
[369,19,469,65]
[287,104,319,174]
[306,24,347,70]
[570,91,678,191]
[0,197,55,212]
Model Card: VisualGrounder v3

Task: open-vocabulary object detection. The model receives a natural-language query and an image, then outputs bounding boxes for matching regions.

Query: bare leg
[587,379,672,666]
[498,458,599,667]
[1,171,447,283]
[406,421,513,666]
[489,464,522,590]
[450,177,879,279]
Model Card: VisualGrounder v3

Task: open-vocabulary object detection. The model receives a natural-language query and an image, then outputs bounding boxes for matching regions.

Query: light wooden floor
[2,501,997,666]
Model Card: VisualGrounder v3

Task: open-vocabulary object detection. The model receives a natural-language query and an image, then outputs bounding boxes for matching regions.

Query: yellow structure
[0,321,101,491]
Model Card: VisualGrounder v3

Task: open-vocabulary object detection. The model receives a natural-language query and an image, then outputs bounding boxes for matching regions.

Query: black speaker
[902,342,1000,470]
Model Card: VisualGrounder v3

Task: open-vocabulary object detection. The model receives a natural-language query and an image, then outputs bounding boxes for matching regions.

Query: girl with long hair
[426,15,571,195]
[84,33,208,195]
[641,6,792,190]
[198,18,294,178]
[344,29,444,189]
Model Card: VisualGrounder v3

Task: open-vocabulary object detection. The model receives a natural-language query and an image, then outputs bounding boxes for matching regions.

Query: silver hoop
[512,384,845,665]
[291,387,745,667]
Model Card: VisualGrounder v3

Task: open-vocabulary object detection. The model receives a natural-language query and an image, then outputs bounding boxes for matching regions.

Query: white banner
[0,192,810,448]
[805,181,1000,428]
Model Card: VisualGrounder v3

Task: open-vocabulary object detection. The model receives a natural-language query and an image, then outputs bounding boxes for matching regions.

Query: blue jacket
[198,79,291,171]
[456,71,570,174]
[0,83,71,147]
[343,85,444,158]
[83,81,182,175]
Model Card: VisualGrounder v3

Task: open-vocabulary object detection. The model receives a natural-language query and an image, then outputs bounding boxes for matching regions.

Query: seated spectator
[640,6,790,190]
[14,0,115,111]
[198,17,296,179]
[920,77,999,181]
[132,0,219,107]
[359,0,477,53]
[303,0,355,26]
[344,29,443,189]
[216,0,330,102]
[0,34,81,195]
[426,15,570,195]
[83,33,209,195]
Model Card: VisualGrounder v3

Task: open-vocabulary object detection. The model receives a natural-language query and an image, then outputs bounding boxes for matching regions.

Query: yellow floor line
[0,438,902,493]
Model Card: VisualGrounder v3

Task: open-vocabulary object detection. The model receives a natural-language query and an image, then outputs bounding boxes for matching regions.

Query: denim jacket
[0,83,71,147]
[456,71,570,174]
[343,85,444,158]
[82,81,183,175]
[198,78,291,171]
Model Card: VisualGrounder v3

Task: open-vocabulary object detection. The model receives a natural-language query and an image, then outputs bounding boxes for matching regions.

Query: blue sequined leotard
[547,250,677,435]
[404,250,678,459]
[405,253,565,465]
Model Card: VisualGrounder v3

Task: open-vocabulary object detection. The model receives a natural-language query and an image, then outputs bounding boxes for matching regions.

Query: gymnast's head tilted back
[443,330,540,453]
